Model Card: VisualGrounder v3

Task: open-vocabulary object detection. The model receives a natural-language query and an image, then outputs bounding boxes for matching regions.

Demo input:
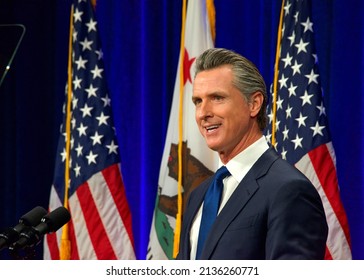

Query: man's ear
[249,91,264,118]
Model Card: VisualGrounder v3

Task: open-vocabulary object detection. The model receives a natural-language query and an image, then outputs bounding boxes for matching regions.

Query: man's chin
[205,142,220,152]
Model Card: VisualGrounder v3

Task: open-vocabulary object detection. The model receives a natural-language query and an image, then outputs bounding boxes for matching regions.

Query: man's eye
[193,98,201,105]
[213,95,223,101]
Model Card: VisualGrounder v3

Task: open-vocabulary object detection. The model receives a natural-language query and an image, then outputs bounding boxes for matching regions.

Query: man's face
[192,65,258,160]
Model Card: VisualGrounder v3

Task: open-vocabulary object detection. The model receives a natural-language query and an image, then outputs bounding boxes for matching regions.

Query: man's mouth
[205,124,221,133]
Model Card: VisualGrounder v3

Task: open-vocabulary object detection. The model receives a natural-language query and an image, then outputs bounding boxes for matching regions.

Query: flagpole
[59,3,74,260]
[206,0,216,43]
[271,0,285,146]
[173,0,188,259]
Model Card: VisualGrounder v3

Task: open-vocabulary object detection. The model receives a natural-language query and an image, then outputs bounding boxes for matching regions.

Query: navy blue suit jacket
[176,148,328,260]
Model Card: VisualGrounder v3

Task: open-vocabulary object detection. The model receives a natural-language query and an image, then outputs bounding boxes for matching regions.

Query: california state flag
[147,0,218,260]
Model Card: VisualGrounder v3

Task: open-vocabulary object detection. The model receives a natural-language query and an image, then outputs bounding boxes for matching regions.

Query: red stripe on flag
[76,181,117,259]
[44,209,80,259]
[102,164,135,249]
[45,191,62,260]
[325,247,333,260]
[45,232,60,260]
[308,144,351,247]
[67,208,80,260]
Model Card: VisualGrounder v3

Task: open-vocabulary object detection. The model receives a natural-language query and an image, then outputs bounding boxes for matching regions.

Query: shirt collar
[220,136,269,183]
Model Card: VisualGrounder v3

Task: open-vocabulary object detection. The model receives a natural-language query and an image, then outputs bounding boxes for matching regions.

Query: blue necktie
[196,166,230,259]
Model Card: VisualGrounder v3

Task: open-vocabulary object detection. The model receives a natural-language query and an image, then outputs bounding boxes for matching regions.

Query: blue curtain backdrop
[0,0,363,260]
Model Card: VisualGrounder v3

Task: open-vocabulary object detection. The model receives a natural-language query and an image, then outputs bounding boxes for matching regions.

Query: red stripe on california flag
[308,144,351,246]
[76,181,117,259]
[101,164,135,248]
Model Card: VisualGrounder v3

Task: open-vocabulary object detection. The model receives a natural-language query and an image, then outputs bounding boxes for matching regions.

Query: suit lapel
[183,178,212,228]
[180,177,212,258]
[200,148,279,259]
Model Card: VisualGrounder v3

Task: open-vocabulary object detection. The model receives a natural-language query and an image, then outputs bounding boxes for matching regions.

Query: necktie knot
[214,166,230,184]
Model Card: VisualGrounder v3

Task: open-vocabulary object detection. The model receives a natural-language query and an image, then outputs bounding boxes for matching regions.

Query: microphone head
[19,206,48,226]
[41,207,71,233]
[1,206,47,250]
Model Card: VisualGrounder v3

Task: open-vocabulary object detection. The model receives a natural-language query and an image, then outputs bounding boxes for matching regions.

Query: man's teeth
[206,125,219,131]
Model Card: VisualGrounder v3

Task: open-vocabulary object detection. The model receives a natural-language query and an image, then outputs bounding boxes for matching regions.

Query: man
[176,48,328,260]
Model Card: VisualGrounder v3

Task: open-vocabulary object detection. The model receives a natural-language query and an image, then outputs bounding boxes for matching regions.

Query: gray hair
[194,48,268,131]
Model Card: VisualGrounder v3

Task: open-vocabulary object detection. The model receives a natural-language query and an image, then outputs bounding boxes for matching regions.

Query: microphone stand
[8,246,36,260]
[8,226,43,260]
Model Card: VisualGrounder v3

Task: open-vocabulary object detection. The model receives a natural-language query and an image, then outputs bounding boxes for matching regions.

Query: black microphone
[0,206,47,251]
[11,206,71,249]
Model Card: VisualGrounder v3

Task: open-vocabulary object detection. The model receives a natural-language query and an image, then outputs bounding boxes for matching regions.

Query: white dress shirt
[189,136,269,259]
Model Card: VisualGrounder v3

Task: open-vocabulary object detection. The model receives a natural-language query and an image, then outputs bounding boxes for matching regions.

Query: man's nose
[196,101,212,120]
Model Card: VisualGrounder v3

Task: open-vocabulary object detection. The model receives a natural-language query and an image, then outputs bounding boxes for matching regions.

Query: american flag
[265,0,351,259]
[43,0,135,259]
